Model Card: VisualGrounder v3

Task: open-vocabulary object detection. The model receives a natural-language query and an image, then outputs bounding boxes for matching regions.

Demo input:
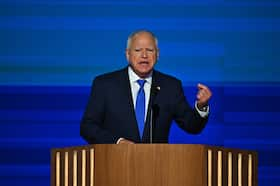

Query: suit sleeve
[173,80,208,134]
[80,77,119,144]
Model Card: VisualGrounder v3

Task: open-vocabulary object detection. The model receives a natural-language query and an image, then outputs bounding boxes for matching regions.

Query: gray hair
[126,30,158,49]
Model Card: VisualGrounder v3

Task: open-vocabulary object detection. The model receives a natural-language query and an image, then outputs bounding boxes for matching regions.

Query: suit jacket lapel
[119,67,141,141]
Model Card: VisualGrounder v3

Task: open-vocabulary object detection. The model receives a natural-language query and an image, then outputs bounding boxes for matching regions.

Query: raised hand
[196,83,212,109]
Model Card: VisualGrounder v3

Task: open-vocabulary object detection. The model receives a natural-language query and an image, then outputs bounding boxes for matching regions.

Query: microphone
[150,86,160,105]
[149,85,160,143]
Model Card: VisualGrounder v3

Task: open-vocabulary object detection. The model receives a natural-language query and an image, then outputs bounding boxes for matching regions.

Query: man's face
[126,32,159,78]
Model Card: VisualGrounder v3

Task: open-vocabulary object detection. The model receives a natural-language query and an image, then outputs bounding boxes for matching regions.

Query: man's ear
[125,49,130,61]
[157,49,160,61]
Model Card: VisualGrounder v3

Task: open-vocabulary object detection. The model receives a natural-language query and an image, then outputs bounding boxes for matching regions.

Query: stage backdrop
[0,0,279,185]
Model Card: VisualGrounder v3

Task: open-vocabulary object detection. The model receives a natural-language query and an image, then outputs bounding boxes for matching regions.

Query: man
[80,30,212,144]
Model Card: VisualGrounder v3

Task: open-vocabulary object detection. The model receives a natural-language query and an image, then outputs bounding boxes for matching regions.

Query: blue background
[0,0,280,185]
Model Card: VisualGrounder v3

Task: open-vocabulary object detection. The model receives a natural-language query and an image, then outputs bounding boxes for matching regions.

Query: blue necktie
[135,79,146,139]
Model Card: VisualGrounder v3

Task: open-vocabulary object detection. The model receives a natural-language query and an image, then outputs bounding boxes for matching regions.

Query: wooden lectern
[51,144,258,186]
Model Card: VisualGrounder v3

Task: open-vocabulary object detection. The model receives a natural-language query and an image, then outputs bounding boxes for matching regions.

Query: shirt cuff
[116,138,124,144]
[195,101,209,118]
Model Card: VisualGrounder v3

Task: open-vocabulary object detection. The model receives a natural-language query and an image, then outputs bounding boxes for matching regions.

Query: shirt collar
[128,66,152,84]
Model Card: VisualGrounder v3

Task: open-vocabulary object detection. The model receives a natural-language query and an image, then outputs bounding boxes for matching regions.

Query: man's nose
[141,50,148,58]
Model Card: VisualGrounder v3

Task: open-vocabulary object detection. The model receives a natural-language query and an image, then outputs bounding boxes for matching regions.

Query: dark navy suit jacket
[80,67,208,144]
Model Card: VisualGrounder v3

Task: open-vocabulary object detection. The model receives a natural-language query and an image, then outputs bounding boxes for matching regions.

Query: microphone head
[151,85,160,97]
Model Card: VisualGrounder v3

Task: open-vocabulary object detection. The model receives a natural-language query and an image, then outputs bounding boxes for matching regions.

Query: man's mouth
[139,61,149,64]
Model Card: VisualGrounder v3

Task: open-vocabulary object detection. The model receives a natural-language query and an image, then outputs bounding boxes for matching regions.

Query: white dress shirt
[128,66,152,122]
